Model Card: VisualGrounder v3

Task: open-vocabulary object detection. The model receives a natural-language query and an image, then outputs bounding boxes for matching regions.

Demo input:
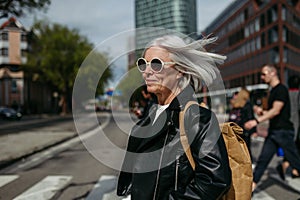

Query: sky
[2,0,234,88]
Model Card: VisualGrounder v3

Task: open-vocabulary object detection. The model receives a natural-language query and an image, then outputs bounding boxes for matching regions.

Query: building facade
[203,0,300,89]
[0,17,27,108]
[0,17,53,114]
[135,0,197,55]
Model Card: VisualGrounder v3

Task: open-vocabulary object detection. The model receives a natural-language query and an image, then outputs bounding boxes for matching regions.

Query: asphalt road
[0,111,300,199]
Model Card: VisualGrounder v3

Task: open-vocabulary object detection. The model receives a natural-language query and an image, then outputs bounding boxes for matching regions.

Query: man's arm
[244,100,284,130]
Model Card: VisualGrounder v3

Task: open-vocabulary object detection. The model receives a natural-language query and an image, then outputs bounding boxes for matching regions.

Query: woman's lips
[145,79,157,84]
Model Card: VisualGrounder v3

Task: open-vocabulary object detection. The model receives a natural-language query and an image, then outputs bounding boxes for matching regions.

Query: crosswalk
[0,174,121,200]
[0,174,299,200]
[14,176,72,200]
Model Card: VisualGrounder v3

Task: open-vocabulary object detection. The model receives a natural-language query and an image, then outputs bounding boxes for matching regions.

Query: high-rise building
[135,0,197,54]
[203,0,300,89]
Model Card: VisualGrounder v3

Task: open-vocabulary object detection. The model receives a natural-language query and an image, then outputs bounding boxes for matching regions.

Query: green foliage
[0,0,51,19]
[115,66,144,106]
[25,20,112,111]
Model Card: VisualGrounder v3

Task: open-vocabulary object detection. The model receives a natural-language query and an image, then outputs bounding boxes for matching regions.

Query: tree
[0,0,50,19]
[115,66,144,108]
[26,20,112,114]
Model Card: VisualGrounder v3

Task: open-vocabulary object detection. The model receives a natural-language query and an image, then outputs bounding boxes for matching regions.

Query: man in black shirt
[245,64,300,192]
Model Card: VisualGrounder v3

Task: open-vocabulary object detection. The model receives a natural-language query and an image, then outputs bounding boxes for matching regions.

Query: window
[282,5,287,21]
[282,26,287,42]
[260,13,265,28]
[272,47,279,63]
[1,32,8,40]
[283,47,287,62]
[256,36,261,49]
[1,48,8,56]
[255,18,260,32]
[261,32,265,47]
[21,49,27,57]
[244,26,249,37]
[244,9,249,20]
[11,80,17,93]
[268,28,278,44]
[21,33,27,42]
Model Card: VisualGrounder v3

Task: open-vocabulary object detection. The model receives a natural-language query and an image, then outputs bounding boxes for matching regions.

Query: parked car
[0,107,22,120]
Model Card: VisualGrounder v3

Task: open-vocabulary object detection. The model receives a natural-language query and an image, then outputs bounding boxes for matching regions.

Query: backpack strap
[179,101,199,171]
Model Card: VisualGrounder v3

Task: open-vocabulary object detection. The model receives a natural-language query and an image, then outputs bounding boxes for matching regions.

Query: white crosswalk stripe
[270,174,300,193]
[13,175,72,200]
[252,190,276,200]
[86,175,122,200]
[1,174,299,199]
[0,175,19,187]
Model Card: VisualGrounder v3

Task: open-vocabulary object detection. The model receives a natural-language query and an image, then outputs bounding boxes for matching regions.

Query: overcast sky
[17,0,233,44]
[3,0,234,88]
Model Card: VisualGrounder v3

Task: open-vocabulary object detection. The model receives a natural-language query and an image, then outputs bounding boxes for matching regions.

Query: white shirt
[153,104,170,124]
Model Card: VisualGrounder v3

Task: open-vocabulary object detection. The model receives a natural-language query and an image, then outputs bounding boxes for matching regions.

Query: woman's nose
[143,63,152,74]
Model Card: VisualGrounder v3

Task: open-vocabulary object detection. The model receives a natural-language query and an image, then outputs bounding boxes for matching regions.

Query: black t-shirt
[268,83,294,130]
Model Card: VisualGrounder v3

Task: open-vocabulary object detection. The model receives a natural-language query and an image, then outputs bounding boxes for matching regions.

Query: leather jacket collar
[168,85,198,111]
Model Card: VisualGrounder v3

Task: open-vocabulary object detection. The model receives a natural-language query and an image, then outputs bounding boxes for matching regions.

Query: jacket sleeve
[172,106,232,200]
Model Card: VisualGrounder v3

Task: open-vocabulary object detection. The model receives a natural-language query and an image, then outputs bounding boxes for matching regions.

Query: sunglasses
[136,57,175,73]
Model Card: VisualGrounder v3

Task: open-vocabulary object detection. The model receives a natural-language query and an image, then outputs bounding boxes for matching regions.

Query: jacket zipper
[153,129,169,200]
[175,154,180,191]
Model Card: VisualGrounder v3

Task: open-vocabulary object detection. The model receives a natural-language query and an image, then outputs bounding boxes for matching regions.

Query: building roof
[0,17,27,31]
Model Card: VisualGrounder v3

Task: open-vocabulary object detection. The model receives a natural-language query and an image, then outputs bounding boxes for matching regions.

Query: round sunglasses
[136,57,176,73]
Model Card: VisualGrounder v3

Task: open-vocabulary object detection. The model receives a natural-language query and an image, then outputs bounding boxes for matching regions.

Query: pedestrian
[228,88,256,160]
[244,64,300,192]
[277,75,300,180]
[117,35,231,199]
[288,75,300,154]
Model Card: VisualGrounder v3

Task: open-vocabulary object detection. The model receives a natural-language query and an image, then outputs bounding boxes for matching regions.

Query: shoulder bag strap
[179,101,199,171]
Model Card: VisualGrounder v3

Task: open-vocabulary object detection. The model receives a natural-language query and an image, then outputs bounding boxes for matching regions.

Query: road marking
[270,174,300,193]
[285,176,300,192]
[86,175,122,200]
[5,114,112,173]
[0,175,19,187]
[13,175,72,200]
[252,190,276,200]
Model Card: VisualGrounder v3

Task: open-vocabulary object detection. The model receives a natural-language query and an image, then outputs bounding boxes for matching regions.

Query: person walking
[228,88,256,160]
[117,35,231,199]
[245,64,300,192]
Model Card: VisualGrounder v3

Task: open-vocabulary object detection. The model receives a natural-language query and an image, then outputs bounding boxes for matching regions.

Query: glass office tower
[135,0,197,54]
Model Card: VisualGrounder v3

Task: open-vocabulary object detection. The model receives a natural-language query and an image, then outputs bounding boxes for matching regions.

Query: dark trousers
[253,129,300,183]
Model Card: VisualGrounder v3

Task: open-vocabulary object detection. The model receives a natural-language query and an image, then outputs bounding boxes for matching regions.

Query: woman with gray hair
[117,35,231,200]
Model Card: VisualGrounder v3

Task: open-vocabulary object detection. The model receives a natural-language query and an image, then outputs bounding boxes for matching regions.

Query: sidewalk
[0,114,75,168]
[0,112,110,169]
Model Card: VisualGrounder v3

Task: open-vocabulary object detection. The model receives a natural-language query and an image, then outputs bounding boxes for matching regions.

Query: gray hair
[143,35,226,91]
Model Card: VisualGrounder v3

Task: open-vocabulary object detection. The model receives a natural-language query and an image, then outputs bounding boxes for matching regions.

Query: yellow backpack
[179,101,253,200]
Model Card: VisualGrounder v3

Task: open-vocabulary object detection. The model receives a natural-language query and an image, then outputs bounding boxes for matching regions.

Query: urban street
[0,110,299,200]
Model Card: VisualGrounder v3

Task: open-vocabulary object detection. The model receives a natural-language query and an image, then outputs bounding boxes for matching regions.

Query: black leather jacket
[117,87,231,200]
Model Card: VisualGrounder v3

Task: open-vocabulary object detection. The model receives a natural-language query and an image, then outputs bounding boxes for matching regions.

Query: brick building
[202,0,300,89]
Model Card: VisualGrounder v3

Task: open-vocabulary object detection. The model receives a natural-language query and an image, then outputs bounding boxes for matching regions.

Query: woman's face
[142,47,181,95]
